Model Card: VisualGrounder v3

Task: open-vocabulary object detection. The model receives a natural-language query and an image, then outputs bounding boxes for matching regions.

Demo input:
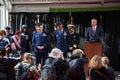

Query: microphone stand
[93,31,110,49]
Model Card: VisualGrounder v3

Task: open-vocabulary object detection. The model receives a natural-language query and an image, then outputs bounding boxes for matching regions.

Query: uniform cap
[22,25,27,29]
[67,24,75,29]
[56,21,63,26]
[37,22,43,27]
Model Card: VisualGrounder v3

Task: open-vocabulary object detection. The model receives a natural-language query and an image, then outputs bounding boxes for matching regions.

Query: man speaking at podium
[86,18,104,42]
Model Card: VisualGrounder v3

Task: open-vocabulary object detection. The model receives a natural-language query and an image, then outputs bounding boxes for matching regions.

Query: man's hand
[61,53,65,60]
[69,47,73,51]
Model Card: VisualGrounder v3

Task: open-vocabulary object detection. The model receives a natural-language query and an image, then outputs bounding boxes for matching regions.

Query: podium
[84,41,103,76]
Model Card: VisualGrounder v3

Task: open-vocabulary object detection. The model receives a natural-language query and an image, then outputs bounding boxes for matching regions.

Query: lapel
[90,26,98,33]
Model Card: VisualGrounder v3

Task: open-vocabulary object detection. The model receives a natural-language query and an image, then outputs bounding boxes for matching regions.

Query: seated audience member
[14,53,40,80]
[0,46,19,80]
[0,30,10,56]
[101,56,115,80]
[89,55,109,80]
[11,30,26,59]
[67,49,88,80]
[41,48,69,80]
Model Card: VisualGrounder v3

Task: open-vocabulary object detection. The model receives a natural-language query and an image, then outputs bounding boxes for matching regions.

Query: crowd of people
[0,18,115,80]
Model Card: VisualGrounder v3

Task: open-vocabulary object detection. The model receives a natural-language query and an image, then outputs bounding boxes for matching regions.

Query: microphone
[93,31,110,49]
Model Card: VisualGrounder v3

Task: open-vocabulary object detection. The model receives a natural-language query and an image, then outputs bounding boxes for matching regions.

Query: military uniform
[54,29,71,58]
[5,26,13,43]
[6,33,13,43]
[32,31,50,64]
[0,38,9,47]
[69,32,79,52]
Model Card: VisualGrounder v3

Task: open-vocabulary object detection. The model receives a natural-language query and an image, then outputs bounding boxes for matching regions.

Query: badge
[56,35,58,38]
[73,35,76,38]
[35,35,38,37]
[42,33,46,36]
[73,44,77,48]
[26,35,29,40]
[63,32,67,36]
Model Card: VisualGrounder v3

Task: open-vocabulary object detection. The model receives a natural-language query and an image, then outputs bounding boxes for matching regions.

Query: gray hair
[49,48,63,59]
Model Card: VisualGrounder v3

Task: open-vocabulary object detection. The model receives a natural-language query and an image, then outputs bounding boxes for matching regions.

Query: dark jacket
[68,54,88,80]
[69,32,79,51]
[0,39,9,47]
[32,31,50,53]
[6,33,13,43]
[106,66,115,80]
[21,32,31,52]
[0,57,19,80]
[90,67,109,80]
[54,29,71,53]
[45,57,69,80]
[86,26,104,42]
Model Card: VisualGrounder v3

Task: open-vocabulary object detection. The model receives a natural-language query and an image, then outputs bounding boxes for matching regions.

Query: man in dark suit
[54,22,71,59]
[32,22,50,64]
[86,18,104,42]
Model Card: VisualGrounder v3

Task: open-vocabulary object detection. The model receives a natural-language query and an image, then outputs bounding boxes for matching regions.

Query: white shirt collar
[92,26,97,30]
[60,28,63,32]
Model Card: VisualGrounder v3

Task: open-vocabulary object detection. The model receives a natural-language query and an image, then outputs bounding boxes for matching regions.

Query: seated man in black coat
[68,49,88,80]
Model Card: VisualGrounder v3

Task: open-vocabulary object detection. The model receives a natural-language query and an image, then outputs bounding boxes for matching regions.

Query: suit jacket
[32,31,50,53]
[86,26,104,42]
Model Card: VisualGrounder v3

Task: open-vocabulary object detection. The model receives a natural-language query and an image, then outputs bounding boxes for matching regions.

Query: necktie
[92,27,96,33]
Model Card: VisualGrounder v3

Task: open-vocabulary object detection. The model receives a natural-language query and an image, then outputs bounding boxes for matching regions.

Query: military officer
[4,26,13,43]
[5,26,13,55]
[68,24,79,52]
[54,21,71,59]
[32,22,50,65]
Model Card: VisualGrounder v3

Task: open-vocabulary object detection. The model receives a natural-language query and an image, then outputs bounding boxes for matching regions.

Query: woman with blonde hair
[68,49,88,80]
[102,56,115,80]
[89,55,109,80]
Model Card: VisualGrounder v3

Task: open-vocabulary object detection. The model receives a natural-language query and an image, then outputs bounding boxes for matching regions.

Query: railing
[10,0,120,5]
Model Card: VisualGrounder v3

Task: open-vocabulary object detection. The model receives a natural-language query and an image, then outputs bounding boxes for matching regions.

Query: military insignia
[63,32,67,36]
[64,37,66,39]
[42,33,46,36]
[56,35,58,38]
[35,35,38,37]
[26,35,29,40]
[73,35,76,38]
[73,44,77,48]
